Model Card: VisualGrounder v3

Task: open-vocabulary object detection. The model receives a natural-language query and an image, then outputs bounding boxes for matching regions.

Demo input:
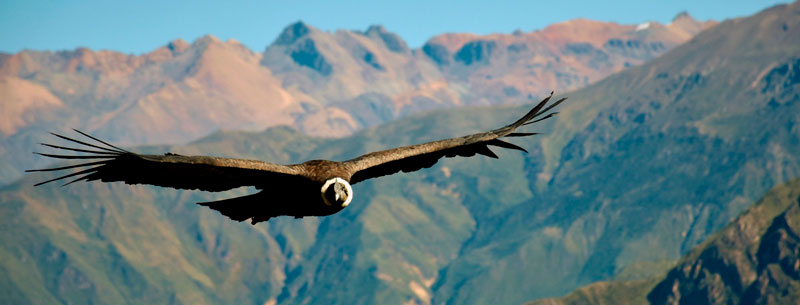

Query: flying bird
[29,93,566,224]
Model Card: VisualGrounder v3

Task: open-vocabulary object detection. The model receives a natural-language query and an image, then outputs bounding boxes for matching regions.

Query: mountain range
[2,2,799,305]
[0,13,714,185]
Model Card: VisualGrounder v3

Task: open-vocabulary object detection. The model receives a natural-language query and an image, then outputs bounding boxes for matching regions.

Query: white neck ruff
[321,177,353,207]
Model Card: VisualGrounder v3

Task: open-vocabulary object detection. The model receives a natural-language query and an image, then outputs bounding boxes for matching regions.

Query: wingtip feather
[49,131,127,154]
[72,129,130,153]
[30,165,102,187]
[508,92,554,128]
[488,139,528,153]
[505,132,540,137]
[479,148,500,159]
[34,152,116,160]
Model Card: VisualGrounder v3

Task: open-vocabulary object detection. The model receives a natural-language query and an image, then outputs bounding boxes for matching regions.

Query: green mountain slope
[1,2,798,305]
[525,279,657,305]
[0,108,539,305]
[525,177,800,305]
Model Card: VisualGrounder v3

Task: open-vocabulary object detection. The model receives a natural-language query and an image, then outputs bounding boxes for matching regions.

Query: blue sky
[0,0,789,54]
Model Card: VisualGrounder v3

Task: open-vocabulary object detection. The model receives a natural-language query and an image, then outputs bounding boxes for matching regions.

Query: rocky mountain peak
[167,39,189,53]
[365,24,387,34]
[364,24,409,53]
[672,11,693,22]
[191,34,222,48]
[274,21,315,46]
[666,10,717,37]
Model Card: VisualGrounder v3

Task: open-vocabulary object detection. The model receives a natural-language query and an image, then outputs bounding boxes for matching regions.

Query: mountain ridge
[0,13,713,185]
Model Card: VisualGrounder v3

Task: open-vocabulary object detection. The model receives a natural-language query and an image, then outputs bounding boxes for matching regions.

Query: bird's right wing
[344,93,566,184]
[27,130,308,192]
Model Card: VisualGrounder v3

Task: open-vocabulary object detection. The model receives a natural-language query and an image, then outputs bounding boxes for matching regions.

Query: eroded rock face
[648,185,800,305]
[289,39,332,75]
[274,21,313,46]
[454,40,497,65]
[525,181,800,305]
[364,25,409,53]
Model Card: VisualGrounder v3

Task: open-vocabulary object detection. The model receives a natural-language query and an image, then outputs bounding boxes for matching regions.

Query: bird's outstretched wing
[27,130,307,192]
[344,93,566,184]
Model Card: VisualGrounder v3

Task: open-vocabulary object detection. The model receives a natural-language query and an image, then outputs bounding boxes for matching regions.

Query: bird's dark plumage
[29,93,566,224]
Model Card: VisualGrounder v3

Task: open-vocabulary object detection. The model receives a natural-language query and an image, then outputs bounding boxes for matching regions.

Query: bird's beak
[335,193,340,201]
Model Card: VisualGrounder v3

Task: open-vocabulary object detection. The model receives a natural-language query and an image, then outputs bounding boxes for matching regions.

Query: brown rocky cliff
[648,178,800,305]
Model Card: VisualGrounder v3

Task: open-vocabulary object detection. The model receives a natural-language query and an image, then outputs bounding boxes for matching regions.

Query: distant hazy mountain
[0,13,713,185]
[263,15,715,134]
[2,3,796,305]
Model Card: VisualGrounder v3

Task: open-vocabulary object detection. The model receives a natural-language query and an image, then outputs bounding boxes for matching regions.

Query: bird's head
[321,177,352,208]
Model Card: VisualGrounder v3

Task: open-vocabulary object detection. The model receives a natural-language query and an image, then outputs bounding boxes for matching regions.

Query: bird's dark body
[29,93,566,224]
[200,159,353,223]
[199,179,341,224]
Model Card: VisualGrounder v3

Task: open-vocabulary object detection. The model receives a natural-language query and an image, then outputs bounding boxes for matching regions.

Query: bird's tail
[197,192,289,224]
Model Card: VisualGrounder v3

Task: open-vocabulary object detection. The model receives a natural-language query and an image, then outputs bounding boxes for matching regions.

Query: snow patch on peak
[636,22,652,31]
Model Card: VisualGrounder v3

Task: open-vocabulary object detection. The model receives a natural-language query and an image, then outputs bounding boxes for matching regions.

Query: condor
[29,93,566,224]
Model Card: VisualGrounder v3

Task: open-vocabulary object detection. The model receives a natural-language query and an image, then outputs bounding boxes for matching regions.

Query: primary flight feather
[29,93,566,224]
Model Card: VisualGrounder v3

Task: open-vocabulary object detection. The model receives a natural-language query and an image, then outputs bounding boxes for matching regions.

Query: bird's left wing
[344,93,566,184]
[28,130,307,192]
